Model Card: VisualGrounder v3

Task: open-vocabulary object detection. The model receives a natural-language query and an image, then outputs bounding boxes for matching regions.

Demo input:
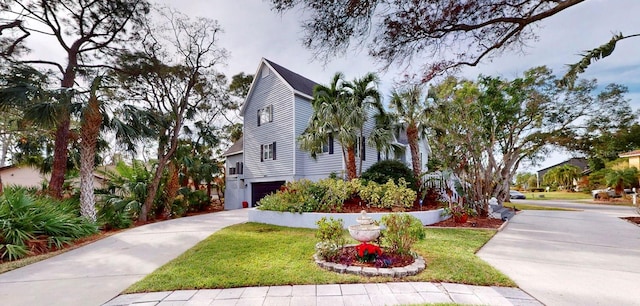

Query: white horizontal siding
[243,64,295,179]
[294,95,344,178]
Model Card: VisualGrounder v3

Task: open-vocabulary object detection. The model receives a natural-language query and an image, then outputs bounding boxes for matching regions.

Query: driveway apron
[478,209,640,306]
[0,209,249,306]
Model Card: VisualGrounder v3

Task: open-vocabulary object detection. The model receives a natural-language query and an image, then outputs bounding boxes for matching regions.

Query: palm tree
[543,165,581,190]
[299,72,356,178]
[299,72,389,180]
[388,84,429,189]
[605,168,638,196]
[343,72,390,176]
[78,76,104,221]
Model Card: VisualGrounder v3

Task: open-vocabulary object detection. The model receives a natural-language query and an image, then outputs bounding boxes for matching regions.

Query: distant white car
[509,190,526,199]
[591,188,622,199]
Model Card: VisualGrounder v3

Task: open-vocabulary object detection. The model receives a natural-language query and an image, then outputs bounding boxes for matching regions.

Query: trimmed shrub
[380,213,425,255]
[361,160,418,191]
[359,179,416,210]
[259,178,354,213]
[315,217,345,259]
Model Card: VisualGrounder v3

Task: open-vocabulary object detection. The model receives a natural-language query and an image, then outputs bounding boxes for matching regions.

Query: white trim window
[257,105,273,126]
[321,133,334,154]
[260,142,276,161]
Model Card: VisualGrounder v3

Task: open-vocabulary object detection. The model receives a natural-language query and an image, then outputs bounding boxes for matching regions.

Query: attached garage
[251,181,285,206]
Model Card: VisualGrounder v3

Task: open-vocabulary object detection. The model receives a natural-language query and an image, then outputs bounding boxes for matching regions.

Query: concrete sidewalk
[105,282,541,306]
[0,209,249,306]
[478,210,640,306]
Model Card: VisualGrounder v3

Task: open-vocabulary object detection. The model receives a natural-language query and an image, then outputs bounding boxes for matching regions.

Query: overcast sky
[18,0,640,171]
[158,0,639,172]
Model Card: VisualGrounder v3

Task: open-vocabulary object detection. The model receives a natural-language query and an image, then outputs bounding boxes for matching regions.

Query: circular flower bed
[314,243,426,277]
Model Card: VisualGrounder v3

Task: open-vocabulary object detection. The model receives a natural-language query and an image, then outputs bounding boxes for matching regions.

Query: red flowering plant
[355,242,382,262]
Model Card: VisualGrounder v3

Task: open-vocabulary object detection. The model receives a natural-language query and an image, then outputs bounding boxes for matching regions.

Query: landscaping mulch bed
[429,216,505,229]
[326,245,415,268]
[621,217,640,226]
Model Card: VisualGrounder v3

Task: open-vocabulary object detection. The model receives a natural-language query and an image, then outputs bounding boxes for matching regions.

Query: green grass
[506,203,576,211]
[126,223,514,293]
[521,191,591,201]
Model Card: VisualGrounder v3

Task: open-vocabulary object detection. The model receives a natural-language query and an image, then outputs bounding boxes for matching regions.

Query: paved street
[478,201,640,306]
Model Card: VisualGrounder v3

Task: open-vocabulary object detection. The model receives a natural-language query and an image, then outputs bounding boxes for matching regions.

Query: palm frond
[560,33,640,88]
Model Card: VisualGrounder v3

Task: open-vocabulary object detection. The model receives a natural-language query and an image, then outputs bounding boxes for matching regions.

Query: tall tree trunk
[48,51,78,198]
[163,160,180,218]
[79,82,102,221]
[406,124,422,189]
[0,174,4,195]
[346,146,357,180]
[141,158,167,222]
[48,117,71,198]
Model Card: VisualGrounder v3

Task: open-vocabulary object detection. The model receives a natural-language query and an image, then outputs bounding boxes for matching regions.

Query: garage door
[251,181,285,206]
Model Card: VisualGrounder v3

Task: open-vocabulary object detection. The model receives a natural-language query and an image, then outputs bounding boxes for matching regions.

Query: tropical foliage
[543,165,581,191]
[298,72,391,180]
[561,33,640,88]
[96,160,152,229]
[0,187,97,261]
[361,160,418,192]
[258,178,416,213]
[514,172,538,191]
[426,67,633,214]
[388,84,430,188]
[605,167,639,195]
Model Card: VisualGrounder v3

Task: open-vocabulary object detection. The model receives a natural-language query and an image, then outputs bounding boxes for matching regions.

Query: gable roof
[537,157,588,174]
[240,58,318,116]
[263,59,318,97]
[619,149,640,158]
[223,138,243,157]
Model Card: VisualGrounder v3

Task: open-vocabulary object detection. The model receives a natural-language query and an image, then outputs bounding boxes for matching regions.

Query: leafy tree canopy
[426,66,633,210]
[270,0,584,81]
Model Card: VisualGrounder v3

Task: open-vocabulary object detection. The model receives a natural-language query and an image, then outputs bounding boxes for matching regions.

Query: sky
[13,0,640,172]
[153,0,640,172]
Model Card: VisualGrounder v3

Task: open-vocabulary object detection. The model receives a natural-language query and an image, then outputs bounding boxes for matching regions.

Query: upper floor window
[257,105,273,126]
[261,142,276,161]
[321,133,334,154]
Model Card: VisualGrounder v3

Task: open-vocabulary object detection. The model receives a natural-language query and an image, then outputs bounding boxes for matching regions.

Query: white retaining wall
[247,208,447,229]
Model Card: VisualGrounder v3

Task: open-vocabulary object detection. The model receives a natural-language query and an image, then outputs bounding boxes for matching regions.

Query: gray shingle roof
[223,138,243,156]
[264,59,318,97]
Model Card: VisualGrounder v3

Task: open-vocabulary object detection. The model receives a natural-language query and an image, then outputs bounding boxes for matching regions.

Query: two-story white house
[223,58,429,209]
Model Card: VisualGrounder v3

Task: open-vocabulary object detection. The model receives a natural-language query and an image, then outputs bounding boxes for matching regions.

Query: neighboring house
[223,58,424,209]
[536,157,589,187]
[619,150,640,169]
[0,165,49,189]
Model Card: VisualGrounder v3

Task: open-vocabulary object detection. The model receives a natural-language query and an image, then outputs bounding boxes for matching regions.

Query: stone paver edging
[104,282,543,306]
[313,253,426,277]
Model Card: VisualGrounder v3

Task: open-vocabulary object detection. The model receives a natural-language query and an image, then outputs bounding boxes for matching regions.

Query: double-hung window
[321,133,334,154]
[257,105,273,126]
[260,142,276,161]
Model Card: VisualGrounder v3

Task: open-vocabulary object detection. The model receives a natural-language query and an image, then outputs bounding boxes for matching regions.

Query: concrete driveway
[0,209,248,306]
[478,203,640,306]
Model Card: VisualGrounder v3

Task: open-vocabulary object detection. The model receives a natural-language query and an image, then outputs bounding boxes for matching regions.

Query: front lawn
[506,203,576,211]
[126,223,514,293]
[523,191,591,201]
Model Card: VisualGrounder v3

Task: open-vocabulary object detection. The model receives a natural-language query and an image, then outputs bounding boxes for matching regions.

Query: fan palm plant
[388,84,430,189]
